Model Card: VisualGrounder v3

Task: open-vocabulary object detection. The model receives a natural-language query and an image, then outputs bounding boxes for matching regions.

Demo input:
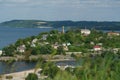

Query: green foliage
[52,71,78,80]
[6,75,13,79]
[25,73,38,80]
[56,46,65,55]
[40,45,54,54]
[1,20,120,30]
[41,62,60,78]
[2,29,120,56]
[2,44,16,56]
[65,52,120,80]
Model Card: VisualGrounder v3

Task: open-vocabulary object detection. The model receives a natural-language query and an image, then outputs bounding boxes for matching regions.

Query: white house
[32,38,38,43]
[0,50,2,56]
[42,34,48,40]
[17,45,26,53]
[81,29,91,35]
[93,45,101,51]
[108,32,120,36]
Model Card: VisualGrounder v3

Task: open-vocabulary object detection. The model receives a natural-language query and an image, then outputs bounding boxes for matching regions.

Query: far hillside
[0,20,120,30]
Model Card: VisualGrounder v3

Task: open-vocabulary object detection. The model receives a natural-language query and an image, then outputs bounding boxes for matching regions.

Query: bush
[6,75,13,79]
[25,73,38,80]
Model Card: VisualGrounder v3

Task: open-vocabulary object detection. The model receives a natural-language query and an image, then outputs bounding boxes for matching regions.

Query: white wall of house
[0,50,2,56]
[81,29,91,35]
[94,47,101,51]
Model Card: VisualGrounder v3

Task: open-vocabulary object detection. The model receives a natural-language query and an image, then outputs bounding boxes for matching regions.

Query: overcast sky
[0,0,120,22]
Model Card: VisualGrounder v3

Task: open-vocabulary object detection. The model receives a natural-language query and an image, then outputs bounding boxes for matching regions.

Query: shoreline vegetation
[0,54,75,62]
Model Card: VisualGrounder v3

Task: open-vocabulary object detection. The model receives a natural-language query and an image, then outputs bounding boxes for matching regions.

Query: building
[81,29,91,35]
[41,34,48,40]
[0,50,2,56]
[17,45,26,53]
[32,38,38,43]
[93,45,101,51]
[107,32,120,36]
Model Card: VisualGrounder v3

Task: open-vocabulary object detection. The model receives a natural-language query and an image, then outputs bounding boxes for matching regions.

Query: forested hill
[0,20,120,30]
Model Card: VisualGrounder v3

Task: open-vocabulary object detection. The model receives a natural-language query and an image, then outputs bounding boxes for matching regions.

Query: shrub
[25,73,38,80]
[6,75,13,79]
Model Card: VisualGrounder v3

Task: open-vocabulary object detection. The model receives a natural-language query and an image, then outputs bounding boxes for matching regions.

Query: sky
[0,0,120,22]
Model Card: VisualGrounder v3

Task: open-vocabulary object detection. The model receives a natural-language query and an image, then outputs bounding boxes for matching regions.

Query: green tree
[56,46,65,55]
[2,44,15,56]
[25,73,38,80]
[41,62,60,78]
[40,45,54,54]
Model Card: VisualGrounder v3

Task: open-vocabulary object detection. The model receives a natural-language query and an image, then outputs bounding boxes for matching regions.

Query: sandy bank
[0,69,42,80]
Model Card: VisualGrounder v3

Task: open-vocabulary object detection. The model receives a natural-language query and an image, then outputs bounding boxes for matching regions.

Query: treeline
[25,52,120,80]
[2,29,120,56]
[0,20,120,30]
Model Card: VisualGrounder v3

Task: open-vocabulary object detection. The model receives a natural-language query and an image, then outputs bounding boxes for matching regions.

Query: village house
[93,45,102,51]
[62,43,69,51]
[52,43,69,51]
[32,38,38,43]
[31,43,36,47]
[107,32,120,36]
[41,34,48,40]
[52,42,59,49]
[97,43,103,46]
[17,45,26,53]
[0,50,2,56]
[90,42,95,45]
[113,48,120,54]
[81,29,91,35]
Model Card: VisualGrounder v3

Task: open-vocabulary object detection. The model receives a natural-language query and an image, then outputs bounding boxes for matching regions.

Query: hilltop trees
[2,29,120,56]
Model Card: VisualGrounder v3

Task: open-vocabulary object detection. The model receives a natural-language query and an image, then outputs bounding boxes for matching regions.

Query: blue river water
[0,60,77,74]
[0,27,55,49]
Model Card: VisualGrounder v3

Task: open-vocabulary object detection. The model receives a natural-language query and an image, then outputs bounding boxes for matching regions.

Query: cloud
[0,0,120,8]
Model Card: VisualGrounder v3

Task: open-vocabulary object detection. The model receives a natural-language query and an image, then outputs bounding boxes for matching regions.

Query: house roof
[94,45,100,48]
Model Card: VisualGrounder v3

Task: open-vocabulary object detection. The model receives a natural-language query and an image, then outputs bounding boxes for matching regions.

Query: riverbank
[0,69,42,80]
[0,54,75,62]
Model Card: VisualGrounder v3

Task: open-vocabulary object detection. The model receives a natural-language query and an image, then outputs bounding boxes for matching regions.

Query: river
[0,60,77,74]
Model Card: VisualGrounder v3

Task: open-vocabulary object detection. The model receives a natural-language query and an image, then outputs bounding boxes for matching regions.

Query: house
[81,29,91,35]
[52,45,59,49]
[93,45,101,51]
[107,32,120,36]
[31,43,36,47]
[52,43,69,51]
[66,43,71,46]
[52,42,59,49]
[63,46,68,51]
[97,43,103,46]
[62,43,69,51]
[17,45,26,53]
[90,42,95,45]
[0,50,2,56]
[41,34,48,40]
[32,38,38,43]
[113,48,119,54]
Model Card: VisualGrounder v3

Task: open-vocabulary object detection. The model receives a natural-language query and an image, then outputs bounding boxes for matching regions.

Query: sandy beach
[0,69,41,80]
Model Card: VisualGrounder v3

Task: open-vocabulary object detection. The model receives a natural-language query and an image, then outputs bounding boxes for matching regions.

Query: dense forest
[0,20,120,30]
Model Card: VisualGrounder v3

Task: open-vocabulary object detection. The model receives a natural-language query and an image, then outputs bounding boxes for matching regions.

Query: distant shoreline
[1,20,120,30]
